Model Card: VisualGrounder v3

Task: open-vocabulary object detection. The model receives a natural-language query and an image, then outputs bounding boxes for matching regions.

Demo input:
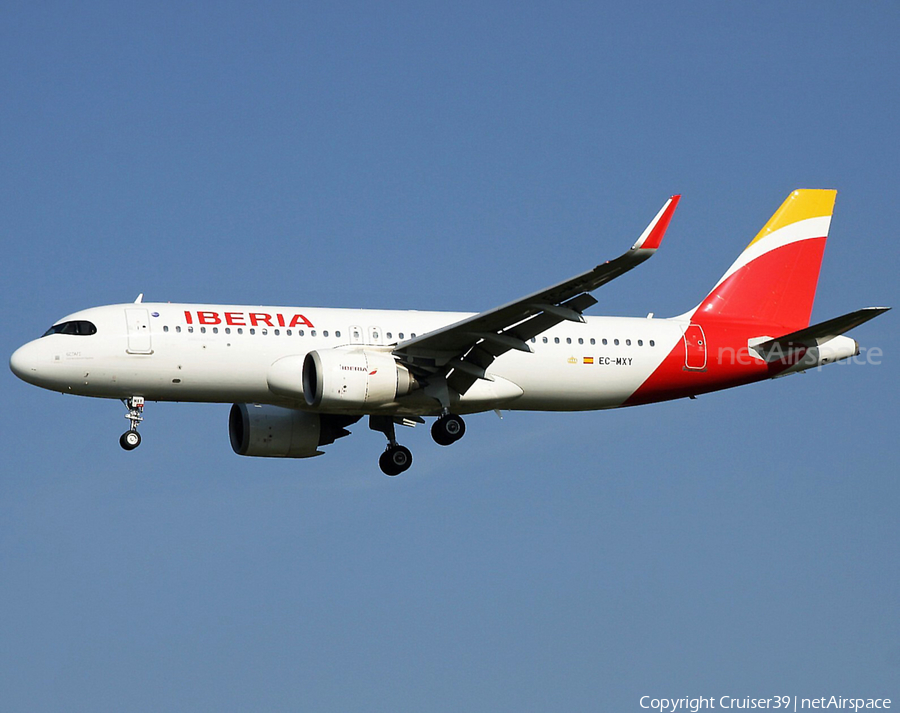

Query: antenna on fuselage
[134,293,144,304]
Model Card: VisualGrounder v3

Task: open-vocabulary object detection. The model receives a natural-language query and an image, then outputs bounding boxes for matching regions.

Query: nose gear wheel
[119,396,145,451]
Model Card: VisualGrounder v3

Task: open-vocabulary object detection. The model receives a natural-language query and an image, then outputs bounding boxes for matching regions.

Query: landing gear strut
[431,412,466,446]
[120,396,144,451]
[370,415,413,476]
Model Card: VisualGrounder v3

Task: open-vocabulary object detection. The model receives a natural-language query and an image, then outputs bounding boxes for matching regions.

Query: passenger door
[683,324,707,370]
[125,308,153,354]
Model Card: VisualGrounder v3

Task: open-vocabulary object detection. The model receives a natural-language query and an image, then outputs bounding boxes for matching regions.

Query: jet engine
[229,403,356,458]
[302,348,418,410]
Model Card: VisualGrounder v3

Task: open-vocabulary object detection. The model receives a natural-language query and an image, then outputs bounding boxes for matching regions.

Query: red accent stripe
[625,320,809,407]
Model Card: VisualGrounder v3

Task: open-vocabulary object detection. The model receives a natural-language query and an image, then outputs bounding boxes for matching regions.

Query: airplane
[9,189,889,475]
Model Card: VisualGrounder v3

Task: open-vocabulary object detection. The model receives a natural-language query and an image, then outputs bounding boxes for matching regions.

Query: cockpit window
[42,320,97,337]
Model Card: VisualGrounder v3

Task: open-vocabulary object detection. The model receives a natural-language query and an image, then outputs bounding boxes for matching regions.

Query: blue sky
[2,2,898,711]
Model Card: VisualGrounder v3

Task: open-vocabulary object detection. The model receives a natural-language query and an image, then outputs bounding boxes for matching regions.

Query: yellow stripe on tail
[745,189,836,249]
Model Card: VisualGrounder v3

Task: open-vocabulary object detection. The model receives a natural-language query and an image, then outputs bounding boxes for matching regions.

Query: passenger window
[274,329,280,336]
[614,339,619,346]
[200,327,206,334]
[650,340,655,347]
[543,337,548,343]
[323,330,329,337]
[176,326,182,333]
[554,337,560,344]
[163,326,169,332]
[213,327,218,334]
[250,328,256,335]
[335,331,341,338]
[638,339,643,346]
[626,339,631,346]
[590,338,595,345]
[566,337,572,344]
[602,338,607,345]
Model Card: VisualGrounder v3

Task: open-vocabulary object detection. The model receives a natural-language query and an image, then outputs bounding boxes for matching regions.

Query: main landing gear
[370,415,413,476]
[379,444,413,477]
[431,412,466,446]
[370,412,467,475]
[119,396,144,451]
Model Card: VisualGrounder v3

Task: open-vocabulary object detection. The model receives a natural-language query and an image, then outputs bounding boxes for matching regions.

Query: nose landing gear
[120,396,145,451]
[119,430,141,450]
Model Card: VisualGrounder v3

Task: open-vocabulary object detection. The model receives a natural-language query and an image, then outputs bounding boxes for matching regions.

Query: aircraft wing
[393,195,680,394]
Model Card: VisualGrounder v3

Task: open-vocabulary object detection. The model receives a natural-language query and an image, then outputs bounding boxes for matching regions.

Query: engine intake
[302,348,418,410]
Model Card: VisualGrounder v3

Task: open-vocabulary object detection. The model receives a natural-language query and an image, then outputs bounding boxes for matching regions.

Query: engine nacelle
[229,403,352,458]
[302,348,418,410]
[267,354,307,400]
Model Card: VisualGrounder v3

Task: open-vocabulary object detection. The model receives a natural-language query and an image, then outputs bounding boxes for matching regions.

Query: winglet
[631,195,680,251]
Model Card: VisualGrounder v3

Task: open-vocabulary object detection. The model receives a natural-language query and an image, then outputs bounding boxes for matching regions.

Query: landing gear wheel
[379,445,413,476]
[120,397,145,451]
[120,430,141,451]
[431,414,466,446]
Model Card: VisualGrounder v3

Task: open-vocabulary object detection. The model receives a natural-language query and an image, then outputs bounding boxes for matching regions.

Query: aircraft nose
[10,341,41,384]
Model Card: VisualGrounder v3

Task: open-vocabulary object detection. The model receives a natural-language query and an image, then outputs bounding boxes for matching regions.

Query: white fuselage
[11,302,687,415]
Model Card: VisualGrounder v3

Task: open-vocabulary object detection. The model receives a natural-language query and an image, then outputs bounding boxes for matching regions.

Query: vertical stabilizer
[692,189,836,331]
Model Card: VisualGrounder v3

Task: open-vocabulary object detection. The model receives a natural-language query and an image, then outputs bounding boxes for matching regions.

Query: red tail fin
[693,189,836,332]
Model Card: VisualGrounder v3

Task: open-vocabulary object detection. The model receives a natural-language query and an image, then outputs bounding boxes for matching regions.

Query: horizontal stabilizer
[751,306,889,361]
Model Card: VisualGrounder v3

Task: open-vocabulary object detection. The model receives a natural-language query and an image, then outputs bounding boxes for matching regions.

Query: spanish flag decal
[583,357,594,365]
